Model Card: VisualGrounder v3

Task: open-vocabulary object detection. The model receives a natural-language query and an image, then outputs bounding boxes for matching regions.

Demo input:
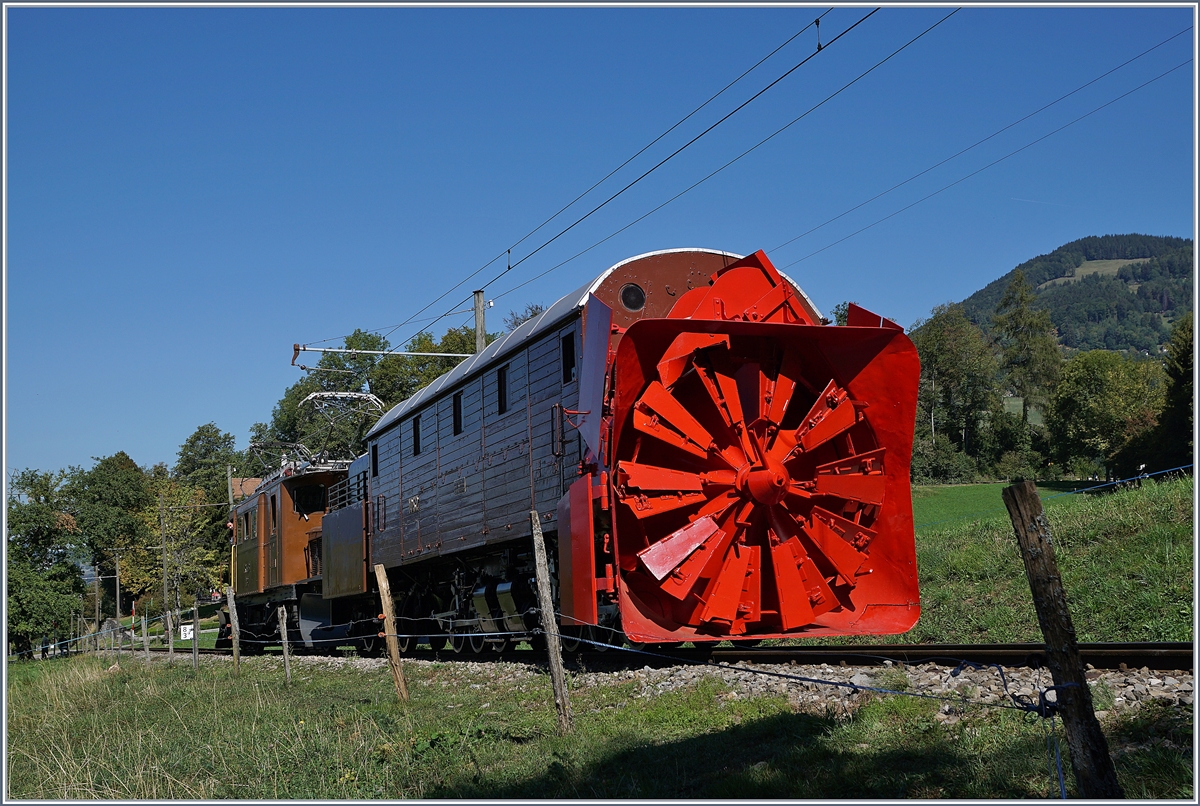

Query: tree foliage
[171,423,244,578]
[504,303,546,332]
[1159,312,1194,466]
[6,560,80,657]
[960,234,1192,352]
[831,301,855,327]
[993,270,1062,423]
[63,452,153,565]
[910,303,999,456]
[6,470,86,656]
[251,326,494,469]
[1047,350,1165,467]
[132,474,225,613]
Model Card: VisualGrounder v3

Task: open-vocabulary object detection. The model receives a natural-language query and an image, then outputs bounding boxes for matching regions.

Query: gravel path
[214,651,1193,724]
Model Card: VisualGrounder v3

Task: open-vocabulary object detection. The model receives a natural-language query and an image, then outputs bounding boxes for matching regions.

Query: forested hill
[958,234,1193,352]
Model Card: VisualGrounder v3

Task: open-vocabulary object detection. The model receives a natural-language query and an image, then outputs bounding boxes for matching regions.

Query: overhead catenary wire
[490,8,962,303]
[303,12,832,350]
[496,12,1185,304]
[780,58,1193,270]
[388,8,883,353]
[769,24,1192,255]
[307,9,878,397]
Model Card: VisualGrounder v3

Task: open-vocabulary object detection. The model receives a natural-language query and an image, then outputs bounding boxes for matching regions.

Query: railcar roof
[363,247,813,441]
[364,272,593,440]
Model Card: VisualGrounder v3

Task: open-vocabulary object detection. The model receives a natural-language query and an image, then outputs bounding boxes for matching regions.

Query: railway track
[140,641,1193,671]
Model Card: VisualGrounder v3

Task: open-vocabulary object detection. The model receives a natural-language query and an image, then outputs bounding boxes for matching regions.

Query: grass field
[6,652,1192,799]
[1036,258,1146,289]
[8,477,1191,799]
[902,476,1193,645]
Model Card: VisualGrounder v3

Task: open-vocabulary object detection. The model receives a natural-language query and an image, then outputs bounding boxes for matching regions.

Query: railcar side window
[293,484,326,515]
[453,392,463,435]
[375,494,387,531]
[562,333,576,383]
[241,508,258,543]
[413,415,422,456]
[371,444,378,477]
[497,365,509,415]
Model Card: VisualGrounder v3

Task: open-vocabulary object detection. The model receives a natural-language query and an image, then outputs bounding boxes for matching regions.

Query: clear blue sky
[5,5,1195,477]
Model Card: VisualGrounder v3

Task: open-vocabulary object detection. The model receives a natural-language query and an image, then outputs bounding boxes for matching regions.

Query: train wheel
[489,637,510,654]
[450,632,468,654]
[468,632,487,654]
[589,626,611,652]
[427,634,451,652]
[356,636,384,658]
[395,598,420,656]
[558,627,583,654]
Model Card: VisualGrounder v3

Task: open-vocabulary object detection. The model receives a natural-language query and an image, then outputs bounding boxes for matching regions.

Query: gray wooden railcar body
[368,309,583,567]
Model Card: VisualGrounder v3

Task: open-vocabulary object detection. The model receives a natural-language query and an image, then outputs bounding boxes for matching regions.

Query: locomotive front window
[293,484,326,516]
[561,333,576,383]
[497,365,509,414]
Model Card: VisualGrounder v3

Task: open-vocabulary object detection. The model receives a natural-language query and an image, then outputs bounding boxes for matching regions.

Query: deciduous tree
[910,303,1000,456]
[6,470,85,656]
[1048,350,1165,468]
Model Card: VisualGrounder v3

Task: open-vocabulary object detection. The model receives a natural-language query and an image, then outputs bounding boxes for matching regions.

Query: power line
[303,12,831,350]
[779,58,1192,271]
[769,25,1192,255]
[310,8,877,394]
[400,8,883,351]
[489,8,961,303]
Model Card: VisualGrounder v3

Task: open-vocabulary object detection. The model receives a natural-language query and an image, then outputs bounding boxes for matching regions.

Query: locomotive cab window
[412,415,421,456]
[371,444,378,477]
[497,365,509,415]
[452,391,463,435]
[293,484,326,516]
[561,333,576,384]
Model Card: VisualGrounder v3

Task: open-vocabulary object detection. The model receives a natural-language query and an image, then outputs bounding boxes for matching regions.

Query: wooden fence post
[142,615,150,659]
[225,586,241,675]
[192,605,200,670]
[1002,481,1125,799]
[373,564,409,702]
[530,510,572,734]
[277,606,292,686]
[166,610,174,664]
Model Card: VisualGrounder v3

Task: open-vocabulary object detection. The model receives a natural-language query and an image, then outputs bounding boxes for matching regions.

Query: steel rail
[145,641,1193,671]
[697,641,1194,671]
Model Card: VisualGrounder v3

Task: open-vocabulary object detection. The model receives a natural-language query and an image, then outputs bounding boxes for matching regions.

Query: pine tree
[993,270,1062,423]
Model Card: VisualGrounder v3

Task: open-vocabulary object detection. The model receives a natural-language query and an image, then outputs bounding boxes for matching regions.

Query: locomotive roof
[364,248,816,441]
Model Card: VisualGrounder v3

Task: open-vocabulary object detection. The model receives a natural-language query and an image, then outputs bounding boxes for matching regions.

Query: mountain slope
[959,234,1193,352]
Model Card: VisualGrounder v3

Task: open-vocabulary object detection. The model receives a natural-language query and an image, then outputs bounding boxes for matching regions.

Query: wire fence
[7,609,204,660]
[17,465,1190,792]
